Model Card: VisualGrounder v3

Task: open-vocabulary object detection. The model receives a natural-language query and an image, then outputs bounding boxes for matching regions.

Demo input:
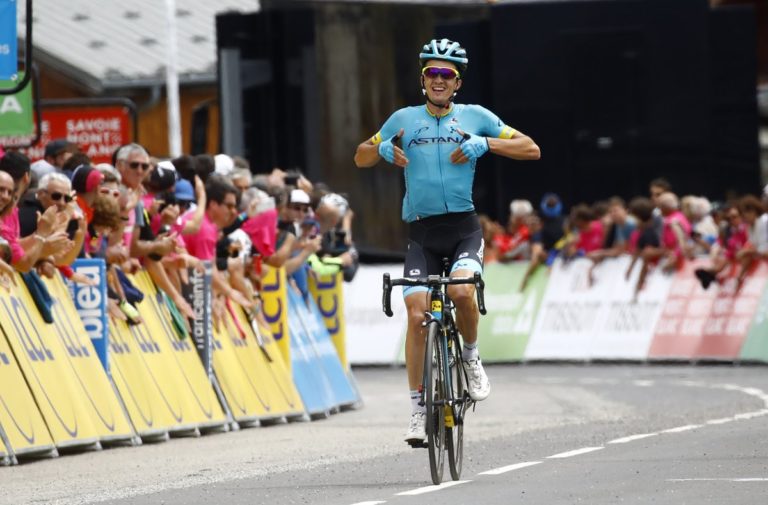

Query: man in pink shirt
[181,176,250,307]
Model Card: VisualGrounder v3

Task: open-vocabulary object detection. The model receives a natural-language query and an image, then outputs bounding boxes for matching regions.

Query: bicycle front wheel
[424,322,445,485]
[446,330,466,481]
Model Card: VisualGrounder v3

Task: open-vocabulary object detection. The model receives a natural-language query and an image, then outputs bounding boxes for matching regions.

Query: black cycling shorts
[402,211,483,297]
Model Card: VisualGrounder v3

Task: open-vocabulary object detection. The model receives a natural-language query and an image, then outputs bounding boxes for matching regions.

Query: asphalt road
[4,365,768,505]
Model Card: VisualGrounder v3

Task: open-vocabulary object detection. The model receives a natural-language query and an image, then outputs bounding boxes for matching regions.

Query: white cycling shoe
[405,411,427,444]
[463,358,491,401]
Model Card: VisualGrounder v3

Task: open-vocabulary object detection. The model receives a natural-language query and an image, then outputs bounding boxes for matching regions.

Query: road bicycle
[382,260,486,484]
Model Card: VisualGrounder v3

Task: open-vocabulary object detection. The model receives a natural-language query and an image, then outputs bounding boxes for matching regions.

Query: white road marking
[633,380,655,387]
[706,417,736,425]
[668,478,768,483]
[350,502,387,505]
[478,461,542,476]
[547,447,604,459]
[608,433,658,444]
[396,480,471,496]
[661,424,702,434]
[734,410,768,420]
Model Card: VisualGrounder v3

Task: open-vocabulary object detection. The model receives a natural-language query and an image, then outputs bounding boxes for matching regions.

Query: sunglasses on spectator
[422,66,460,80]
[127,161,151,171]
[99,187,120,198]
[49,191,73,203]
[290,205,310,213]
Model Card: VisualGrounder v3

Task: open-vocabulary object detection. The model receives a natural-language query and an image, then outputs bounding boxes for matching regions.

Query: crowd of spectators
[481,178,768,298]
[0,139,358,332]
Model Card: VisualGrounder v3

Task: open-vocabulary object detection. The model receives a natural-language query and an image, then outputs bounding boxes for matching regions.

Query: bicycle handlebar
[382,272,486,317]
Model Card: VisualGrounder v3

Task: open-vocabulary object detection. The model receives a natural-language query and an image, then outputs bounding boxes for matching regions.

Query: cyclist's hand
[378,129,409,168]
[451,128,489,164]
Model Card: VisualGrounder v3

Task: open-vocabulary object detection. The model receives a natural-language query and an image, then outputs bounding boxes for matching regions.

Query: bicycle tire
[446,327,466,481]
[424,322,445,485]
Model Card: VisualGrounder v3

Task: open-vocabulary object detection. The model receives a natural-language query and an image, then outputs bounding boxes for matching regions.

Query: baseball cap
[71,164,104,194]
[44,139,76,158]
[174,178,195,202]
[214,154,234,176]
[290,189,311,205]
[149,161,177,192]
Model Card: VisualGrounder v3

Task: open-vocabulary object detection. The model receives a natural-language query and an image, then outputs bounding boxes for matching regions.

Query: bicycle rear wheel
[446,330,466,481]
[424,322,445,485]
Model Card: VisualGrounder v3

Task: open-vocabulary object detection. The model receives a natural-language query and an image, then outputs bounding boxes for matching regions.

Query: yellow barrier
[44,276,136,443]
[309,272,348,369]
[0,321,56,461]
[229,305,305,419]
[130,272,227,433]
[211,302,305,424]
[0,275,100,449]
[261,266,291,369]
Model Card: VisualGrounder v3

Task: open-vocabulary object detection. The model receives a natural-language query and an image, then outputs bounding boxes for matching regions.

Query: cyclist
[354,39,540,444]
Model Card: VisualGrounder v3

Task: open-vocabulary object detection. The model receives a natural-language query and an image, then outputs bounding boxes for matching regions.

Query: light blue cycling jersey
[371,103,517,222]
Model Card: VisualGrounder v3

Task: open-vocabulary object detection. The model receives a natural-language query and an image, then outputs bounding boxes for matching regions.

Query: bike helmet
[419,39,468,75]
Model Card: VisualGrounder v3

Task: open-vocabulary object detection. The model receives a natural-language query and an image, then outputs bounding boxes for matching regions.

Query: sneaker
[405,411,426,444]
[463,358,491,401]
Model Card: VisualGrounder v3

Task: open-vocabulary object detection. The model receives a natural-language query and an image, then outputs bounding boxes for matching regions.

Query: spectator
[231,167,252,193]
[181,175,251,308]
[0,151,70,272]
[43,139,78,170]
[564,204,604,259]
[684,196,719,256]
[586,197,636,285]
[694,204,750,290]
[494,199,533,262]
[19,172,72,236]
[520,193,566,290]
[658,192,691,271]
[625,197,661,299]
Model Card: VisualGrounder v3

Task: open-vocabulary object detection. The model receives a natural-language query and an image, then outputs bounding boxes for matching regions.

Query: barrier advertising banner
[131,272,227,432]
[0,274,100,448]
[44,275,134,443]
[0,72,33,138]
[526,257,673,360]
[185,262,213,377]
[740,280,768,362]
[0,0,17,80]
[0,326,56,459]
[261,266,290,367]
[649,259,768,360]
[343,265,407,364]
[478,262,547,362]
[69,259,109,373]
[309,272,348,369]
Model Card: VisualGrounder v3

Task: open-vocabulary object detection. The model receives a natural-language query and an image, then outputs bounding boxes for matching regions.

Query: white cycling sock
[410,390,425,414]
[462,341,479,361]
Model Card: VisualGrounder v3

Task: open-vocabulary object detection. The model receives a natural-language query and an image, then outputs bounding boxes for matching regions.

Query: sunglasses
[422,66,460,80]
[49,191,73,203]
[290,205,310,213]
[127,161,151,171]
[99,187,120,198]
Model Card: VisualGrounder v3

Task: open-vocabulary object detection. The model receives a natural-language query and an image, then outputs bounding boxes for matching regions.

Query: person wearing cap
[313,193,360,282]
[354,39,541,444]
[520,193,566,290]
[44,139,78,170]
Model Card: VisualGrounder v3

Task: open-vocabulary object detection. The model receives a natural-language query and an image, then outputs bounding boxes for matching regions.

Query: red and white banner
[21,106,132,164]
[649,258,768,360]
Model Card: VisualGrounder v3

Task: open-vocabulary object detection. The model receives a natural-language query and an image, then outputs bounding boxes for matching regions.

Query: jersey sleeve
[473,105,518,139]
[369,109,404,145]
